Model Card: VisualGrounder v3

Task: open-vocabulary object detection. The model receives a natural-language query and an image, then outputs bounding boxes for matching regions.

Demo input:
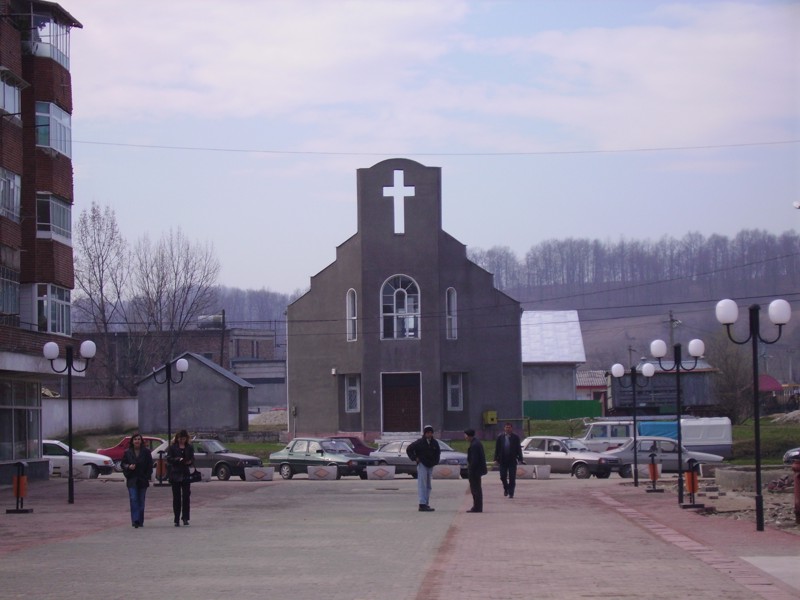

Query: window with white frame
[1,77,21,116]
[0,168,21,222]
[24,12,73,70]
[345,375,360,413]
[446,373,463,411]
[37,283,70,335]
[346,288,357,341]
[446,287,457,339]
[35,102,71,157]
[0,266,19,316]
[37,194,71,241]
[381,275,420,339]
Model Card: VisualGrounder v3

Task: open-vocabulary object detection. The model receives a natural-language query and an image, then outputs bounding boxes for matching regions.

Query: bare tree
[707,331,753,424]
[73,202,130,395]
[129,228,221,366]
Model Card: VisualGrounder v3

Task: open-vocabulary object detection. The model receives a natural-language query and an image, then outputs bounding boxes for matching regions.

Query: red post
[792,459,800,525]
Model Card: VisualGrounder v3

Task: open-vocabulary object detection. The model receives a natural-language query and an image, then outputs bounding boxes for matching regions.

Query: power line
[72,138,800,157]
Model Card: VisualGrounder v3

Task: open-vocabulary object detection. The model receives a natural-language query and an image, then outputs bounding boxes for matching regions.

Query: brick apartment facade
[0,1,82,483]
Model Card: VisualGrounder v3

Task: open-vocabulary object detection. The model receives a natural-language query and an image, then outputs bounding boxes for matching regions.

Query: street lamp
[715,298,791,532]
[43,340,96,504]
[610,361,655,487]
[649,337,705,506]
[153,357,189,444]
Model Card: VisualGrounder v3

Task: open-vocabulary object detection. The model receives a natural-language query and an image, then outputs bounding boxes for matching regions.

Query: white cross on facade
[383,170,415,234]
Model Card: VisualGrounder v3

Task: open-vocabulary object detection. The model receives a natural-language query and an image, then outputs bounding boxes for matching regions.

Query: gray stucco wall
[522,364,578,401]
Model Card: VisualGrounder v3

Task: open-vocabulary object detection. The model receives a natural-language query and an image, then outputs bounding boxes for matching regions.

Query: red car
[97,436,166,471]
[330,436,375,456]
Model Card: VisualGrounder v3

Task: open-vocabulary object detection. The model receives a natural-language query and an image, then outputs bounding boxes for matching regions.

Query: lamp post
[649,337,705,506]
[43,340,96,504]
[153,357,189,444]
[610,361,655,487]
[715,298,791,532]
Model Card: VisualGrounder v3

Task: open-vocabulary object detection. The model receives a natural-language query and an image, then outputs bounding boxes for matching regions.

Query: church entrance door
[382,373,421,432]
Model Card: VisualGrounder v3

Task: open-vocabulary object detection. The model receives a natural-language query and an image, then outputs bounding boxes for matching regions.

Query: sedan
[151,439,263,481]
[370,440,469,478]
[520,436,619,479]
[269,438,379,479]
[96,435,166,471]
[43,440,115,478]
[605,436,725,478]
[330,436,375,456]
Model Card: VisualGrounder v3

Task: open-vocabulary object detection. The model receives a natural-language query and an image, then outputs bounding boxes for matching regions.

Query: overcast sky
[66,0,799,294]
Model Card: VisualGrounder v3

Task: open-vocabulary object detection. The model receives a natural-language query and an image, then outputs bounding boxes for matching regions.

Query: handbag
[188,469,202,483]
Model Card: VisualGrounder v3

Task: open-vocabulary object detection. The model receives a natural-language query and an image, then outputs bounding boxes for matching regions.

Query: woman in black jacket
[121,432,154,528]
[167,429,194,527]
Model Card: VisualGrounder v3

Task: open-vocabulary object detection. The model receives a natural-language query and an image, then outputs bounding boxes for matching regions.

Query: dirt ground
[696,478,800,534]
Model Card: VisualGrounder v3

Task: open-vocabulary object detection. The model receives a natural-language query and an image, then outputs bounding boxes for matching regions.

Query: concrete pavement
[0,473,798,599]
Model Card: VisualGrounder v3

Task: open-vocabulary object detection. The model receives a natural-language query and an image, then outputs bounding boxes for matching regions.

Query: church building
[287,159,522,441]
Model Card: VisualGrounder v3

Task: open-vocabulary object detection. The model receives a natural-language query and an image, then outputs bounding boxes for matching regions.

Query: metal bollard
[681,458,704,509]
[792,458,800,525]
[7,461,33,514]
[645,452,664,493]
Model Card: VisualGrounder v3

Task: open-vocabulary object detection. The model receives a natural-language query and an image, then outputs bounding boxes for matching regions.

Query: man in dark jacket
[494,422,524,498]
[406,425,441,512]
[465,429,487,513]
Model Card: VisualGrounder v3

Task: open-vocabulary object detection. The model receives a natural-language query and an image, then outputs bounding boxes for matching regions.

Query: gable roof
[137,352,254,388]
[576,370,607,388]
[521,310,586,364]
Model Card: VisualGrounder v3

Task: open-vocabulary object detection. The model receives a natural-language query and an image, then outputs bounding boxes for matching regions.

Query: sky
[65,0,800,294]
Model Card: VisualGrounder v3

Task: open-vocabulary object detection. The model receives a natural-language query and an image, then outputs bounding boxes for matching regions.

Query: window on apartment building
[35,102,71,157]
[345,375,360,413]
[22,12,73,70]
[37,284,70,335]
[381,275,420,339]
[37,194,71,241]
[445,373,463,411]
[1,77,21,116]
[346,288,357,341]
[0,168,21,222]
[0,266,20,317]
[0,379,41,461]
[445,287,457,340]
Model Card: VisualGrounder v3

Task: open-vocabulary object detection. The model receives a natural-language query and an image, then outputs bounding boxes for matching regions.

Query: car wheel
[378,460,388,465]
[216,463,231,481]
[619,464,633,478]
[239,474,246,481]
[112,460,123,473]
[279,464,293,479]
[573,463,591,479]
[595,471,611,479]
[87,464,100,479]
[460,469,469,479]
[359,472,368,480]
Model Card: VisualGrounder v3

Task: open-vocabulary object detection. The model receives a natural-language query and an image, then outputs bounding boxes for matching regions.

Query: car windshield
[563,439,590,452]
[201,440,228,453]
[335,438,355,449]
[321,440,353,453]
[438,441,455,452]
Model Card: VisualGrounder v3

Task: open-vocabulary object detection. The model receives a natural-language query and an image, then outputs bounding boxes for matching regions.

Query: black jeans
[498,461,517,497]
[468,474,483,511]
[171,481,191,522]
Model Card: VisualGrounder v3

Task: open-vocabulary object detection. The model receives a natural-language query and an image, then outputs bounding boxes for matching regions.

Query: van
[579,417,732,458]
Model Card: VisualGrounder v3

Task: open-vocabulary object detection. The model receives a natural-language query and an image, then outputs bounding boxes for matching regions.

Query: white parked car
[43,439,115,478]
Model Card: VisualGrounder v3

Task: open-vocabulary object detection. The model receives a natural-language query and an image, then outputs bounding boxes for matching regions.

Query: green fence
[523,400,602,420]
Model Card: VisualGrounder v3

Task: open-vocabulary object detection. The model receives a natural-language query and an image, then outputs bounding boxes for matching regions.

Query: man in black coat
[406,425,441,512]
[493,422,524,499]
[464,429,487,513]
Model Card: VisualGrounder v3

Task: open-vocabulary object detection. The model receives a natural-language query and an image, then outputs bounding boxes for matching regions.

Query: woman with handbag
[167,429,194,527]
[121,432,154,528]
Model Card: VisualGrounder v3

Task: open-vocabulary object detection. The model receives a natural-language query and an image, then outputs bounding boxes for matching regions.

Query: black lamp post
[43,340,96,504]
[715,298,791,532]
[153,357,189,444]
[649,337,705,506]
[610,361,655,487]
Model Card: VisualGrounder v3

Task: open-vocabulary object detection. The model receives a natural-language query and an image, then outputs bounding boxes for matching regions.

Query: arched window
[346,289,357,341]
[381,275,420,339]
[446,287,457,339]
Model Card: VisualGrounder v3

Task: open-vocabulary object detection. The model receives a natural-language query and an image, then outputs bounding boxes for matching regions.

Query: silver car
[371,439,468,478]
[783,447,799,464]
[520,436,619,479]
[606,436,724,478]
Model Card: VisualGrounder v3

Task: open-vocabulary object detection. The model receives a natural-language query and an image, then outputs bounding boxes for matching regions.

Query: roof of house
[521,310,586,364]
[576,370,607,388]
[137,352,254,388]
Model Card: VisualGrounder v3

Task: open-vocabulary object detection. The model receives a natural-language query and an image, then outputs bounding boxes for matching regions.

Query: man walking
[464,429,487,513]
[494,422,524,498]
[406,425,441,512]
